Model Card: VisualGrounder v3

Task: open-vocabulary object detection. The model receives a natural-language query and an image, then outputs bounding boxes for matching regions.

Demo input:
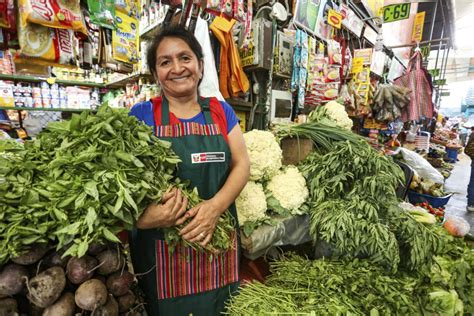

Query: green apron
[130,97,240,316]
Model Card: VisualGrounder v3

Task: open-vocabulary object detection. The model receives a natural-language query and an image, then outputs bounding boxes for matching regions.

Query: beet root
[75,279,108,311]
[27,266,66,308]
[0,298,18,315]
[106,271,134,297]
[92,295,119,316]
[66,255,97,285]
[11,245,48,265]
[42,292,75,316]
[0,264,28,296]
[96,250,124,276]
[117,292,136,313]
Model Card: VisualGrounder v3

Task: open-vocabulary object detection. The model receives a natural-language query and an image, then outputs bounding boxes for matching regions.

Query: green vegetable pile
[227,245,473,315]
[0,106,234,263]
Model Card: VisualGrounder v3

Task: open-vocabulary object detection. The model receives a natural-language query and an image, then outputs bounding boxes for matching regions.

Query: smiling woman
[128,26,250,316]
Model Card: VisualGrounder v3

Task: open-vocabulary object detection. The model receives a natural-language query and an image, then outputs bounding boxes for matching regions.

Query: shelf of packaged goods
[0,106,95,112]
[0,74,105,88]
[106,73,154,89]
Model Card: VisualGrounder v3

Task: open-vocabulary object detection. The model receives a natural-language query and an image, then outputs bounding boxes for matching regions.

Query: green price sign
[440,91,450,97]
[428,69,440,77]
[383,3,411,23]
[434,79,446,86]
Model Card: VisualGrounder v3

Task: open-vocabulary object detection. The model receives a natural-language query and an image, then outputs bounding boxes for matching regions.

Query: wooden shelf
[0,106,94,112]
[0,74,105,88]
[106,73,154,88]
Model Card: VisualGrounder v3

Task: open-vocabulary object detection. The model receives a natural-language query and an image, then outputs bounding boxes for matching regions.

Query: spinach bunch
[0,106,234,263]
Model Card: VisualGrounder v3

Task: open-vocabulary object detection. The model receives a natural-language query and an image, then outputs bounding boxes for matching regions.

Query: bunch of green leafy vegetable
[226,254,427,315]
[0,106,234,263]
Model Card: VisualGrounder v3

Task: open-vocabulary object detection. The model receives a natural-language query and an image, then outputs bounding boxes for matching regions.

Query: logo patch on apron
[191,152,225,164]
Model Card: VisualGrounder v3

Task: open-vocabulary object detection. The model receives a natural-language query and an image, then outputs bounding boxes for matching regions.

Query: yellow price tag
[351,57,364,74]
[46,78,56,85]
[411,11,425,42]
[328,9,342,29]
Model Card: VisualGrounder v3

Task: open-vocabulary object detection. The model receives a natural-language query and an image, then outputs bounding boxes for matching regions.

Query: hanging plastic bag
[195,17,224,101]
[0,0,13,28]
[399,148,444,184]
[394,51,434,122]
[18,0,88,34]
[87,0,116,29]
[112,11,139,64]
[115,0,139,18]
[16,20,76,67]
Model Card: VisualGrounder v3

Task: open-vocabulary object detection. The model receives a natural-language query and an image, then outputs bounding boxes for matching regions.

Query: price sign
[46,78,56,85]
[428,69,440,77]
[420,44,431,59]
[433,79,446,86]
[328,9,343,29]
[351,57,364,74]
[440,91,450,97]
[412,12,425,42]
[383,3,411,23]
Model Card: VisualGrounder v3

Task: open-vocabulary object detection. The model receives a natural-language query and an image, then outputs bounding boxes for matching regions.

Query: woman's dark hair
[146,25,204,77]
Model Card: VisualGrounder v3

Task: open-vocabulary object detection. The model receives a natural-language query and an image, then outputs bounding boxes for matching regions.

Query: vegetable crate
[407,190,452,208]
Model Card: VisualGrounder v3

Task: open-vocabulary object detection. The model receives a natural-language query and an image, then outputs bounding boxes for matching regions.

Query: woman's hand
[136,188,188,229]
[178,199,223,247]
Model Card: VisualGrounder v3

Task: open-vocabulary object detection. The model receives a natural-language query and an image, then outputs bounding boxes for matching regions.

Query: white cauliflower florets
[266,166,309,214]
[243,130,282,181]
[236,181,268,225]
[324,101,353,130]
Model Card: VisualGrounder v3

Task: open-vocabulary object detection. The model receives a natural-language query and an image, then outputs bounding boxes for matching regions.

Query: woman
[129,26,250,315]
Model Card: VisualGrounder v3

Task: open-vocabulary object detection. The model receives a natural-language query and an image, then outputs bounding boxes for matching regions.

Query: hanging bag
[394,51,434,122]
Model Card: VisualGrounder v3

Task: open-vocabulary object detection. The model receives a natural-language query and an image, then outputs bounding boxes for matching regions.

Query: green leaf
[103,228,121,243]
[122,188,137,211]
[77,240,89,258]
[84,181,99,201]
[85,207,97,232]
[55,222,81,235]
[53,208,68,221]
[75,192,87,209]
[58,194,78,208]
[113,194,124,214]
[132,157,145,168]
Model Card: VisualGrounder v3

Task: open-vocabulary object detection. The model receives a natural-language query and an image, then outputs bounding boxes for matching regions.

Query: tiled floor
[443,153,474,234]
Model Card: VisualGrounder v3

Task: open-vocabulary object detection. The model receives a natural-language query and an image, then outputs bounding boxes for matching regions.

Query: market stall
[0,0,473,315]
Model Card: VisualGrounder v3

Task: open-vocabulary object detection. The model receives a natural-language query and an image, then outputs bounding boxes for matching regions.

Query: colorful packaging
[112,11,139,64]
[233,0,245,22]
[0,0,12,28]
[17,20,76,67]
[19,0,87,34]
[88,0,116,29]
[115,0,139,19]
[328,40,342,65]
[0,81,14,107]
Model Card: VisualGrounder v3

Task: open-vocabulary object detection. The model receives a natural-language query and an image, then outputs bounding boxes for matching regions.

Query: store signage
[383,3,411,23]
[328,9,343,29]
[433,79,446,86]
[419,44,431,59]
[351,57,364,74]
[440,91,450,97]
[411,11,425,42]
[341,7,364,37]
[428,69,440,77]
[363,26,378,45]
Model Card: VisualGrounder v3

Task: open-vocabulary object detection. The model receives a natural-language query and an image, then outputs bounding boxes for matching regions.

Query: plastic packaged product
[326,65,341,82]
[17,21,76,67]
[0,0,13,28]
[115,0,139,18]
[87,0,116,29]
[328,40,342,65]
[19,0,87,34]
[112,11,139,64]
[0,81,14,107]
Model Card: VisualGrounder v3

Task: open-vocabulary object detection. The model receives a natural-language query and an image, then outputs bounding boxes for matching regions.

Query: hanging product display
[394,50,434,122]
[18,0,88,34]
[112,11,139,64]
[87,0,116,29]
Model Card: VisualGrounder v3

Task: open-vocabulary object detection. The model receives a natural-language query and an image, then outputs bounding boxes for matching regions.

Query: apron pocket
[155,235,239,300]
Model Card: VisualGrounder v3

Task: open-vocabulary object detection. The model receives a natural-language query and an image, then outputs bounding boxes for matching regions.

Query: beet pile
[0,244,144,315]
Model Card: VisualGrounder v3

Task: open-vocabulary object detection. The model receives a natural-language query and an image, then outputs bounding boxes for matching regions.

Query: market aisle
[444,153,474,234]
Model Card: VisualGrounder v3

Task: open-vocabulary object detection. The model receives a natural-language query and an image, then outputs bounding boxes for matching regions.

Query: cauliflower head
[243,130,282,181]
[324,101,353,130]
[266,166,309,214]
[236,181,268,225]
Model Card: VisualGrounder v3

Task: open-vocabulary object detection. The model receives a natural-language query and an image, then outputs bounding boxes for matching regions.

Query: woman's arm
[179,125,250,245]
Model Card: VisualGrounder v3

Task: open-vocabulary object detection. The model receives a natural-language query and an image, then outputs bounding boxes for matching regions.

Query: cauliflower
[266,166,309,215]
[323,101,353,130]
[236,181,268,225]
[244,130,282,181]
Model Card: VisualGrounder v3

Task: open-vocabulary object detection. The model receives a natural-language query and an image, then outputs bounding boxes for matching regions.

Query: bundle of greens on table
[0,106,234,263]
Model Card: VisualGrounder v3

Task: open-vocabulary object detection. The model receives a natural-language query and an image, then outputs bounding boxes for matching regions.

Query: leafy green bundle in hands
[0,106,234,263]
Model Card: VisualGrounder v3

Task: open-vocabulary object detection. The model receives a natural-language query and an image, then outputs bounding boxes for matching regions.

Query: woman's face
[155,37,203,99]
